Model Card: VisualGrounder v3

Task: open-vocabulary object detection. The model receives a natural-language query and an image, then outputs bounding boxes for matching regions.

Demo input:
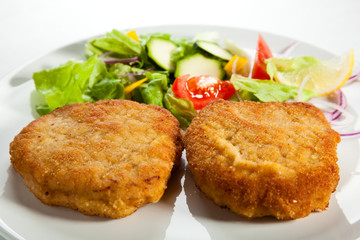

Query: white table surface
[1,0,360,240]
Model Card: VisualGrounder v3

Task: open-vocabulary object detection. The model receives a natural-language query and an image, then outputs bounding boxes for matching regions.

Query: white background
[1,0,360,79]
[1,0,360,239]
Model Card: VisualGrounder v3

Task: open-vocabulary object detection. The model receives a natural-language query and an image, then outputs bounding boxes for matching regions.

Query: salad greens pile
[230,75,317,102]
[32,29,317,128]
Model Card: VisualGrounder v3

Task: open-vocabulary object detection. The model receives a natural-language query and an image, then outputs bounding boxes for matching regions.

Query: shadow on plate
[0,158,185,240]
[183,166,279,222]
[336,104,360,189]
[183,159,360,240]
[2,166,108,222]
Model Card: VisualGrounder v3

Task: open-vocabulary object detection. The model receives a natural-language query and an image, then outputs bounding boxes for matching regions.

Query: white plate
[1,25,360,240]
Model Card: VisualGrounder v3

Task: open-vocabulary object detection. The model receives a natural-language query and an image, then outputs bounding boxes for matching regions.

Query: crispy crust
[184,99,340,220]
[10,100,183,218]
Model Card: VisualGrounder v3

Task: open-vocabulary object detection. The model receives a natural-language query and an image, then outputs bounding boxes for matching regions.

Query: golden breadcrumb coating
[184,99,340,220]
[10,99,183,218]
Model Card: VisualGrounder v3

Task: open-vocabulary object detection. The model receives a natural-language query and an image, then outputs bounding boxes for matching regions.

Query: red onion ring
[98,51,139,64]
[232,56,239,75]
[345,72,360,85]
[278,41,299,57]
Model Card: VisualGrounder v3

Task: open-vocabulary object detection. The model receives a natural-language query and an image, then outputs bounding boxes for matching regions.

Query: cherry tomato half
[172,74,236,110]
[251,34,273,79]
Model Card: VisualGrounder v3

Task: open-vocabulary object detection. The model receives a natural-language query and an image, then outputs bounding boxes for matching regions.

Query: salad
[32,29,358,133]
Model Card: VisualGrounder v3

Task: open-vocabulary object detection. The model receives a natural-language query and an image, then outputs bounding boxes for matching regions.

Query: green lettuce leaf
[230,75,318,102]
[164,88,197,128]
[140,32,172,42]
[35,104,51,116]
[33,56,124,115]
[132,71,169,107]
[109,63,145,76]
[86,29,155,68]
[266,56,321,80]
[89,78,124,101]
[87,29,142,57]
[108,62,148,86]
[170,37,199,63]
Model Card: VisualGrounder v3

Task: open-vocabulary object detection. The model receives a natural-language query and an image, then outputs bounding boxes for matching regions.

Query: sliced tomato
[251,34,273,79]
[172,74,236,110]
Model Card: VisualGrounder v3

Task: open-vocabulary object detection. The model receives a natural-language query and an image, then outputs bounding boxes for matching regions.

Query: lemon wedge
[268,49,354,96]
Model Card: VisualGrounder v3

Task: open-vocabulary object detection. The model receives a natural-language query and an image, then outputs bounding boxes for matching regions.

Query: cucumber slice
[196,40,233,61]
[174,53,225,79]
[146,37,177,72]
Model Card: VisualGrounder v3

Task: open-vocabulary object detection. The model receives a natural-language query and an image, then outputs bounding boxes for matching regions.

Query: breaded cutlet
[184,99,340,220]
[9,99,183,218]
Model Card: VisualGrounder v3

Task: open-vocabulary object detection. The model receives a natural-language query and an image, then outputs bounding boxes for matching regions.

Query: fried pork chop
[10,99,183,218]
[184,99,340,220]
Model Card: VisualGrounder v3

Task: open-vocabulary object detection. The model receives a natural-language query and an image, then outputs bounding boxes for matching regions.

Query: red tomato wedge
[172,74,236,110]
[251,34,273,79]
